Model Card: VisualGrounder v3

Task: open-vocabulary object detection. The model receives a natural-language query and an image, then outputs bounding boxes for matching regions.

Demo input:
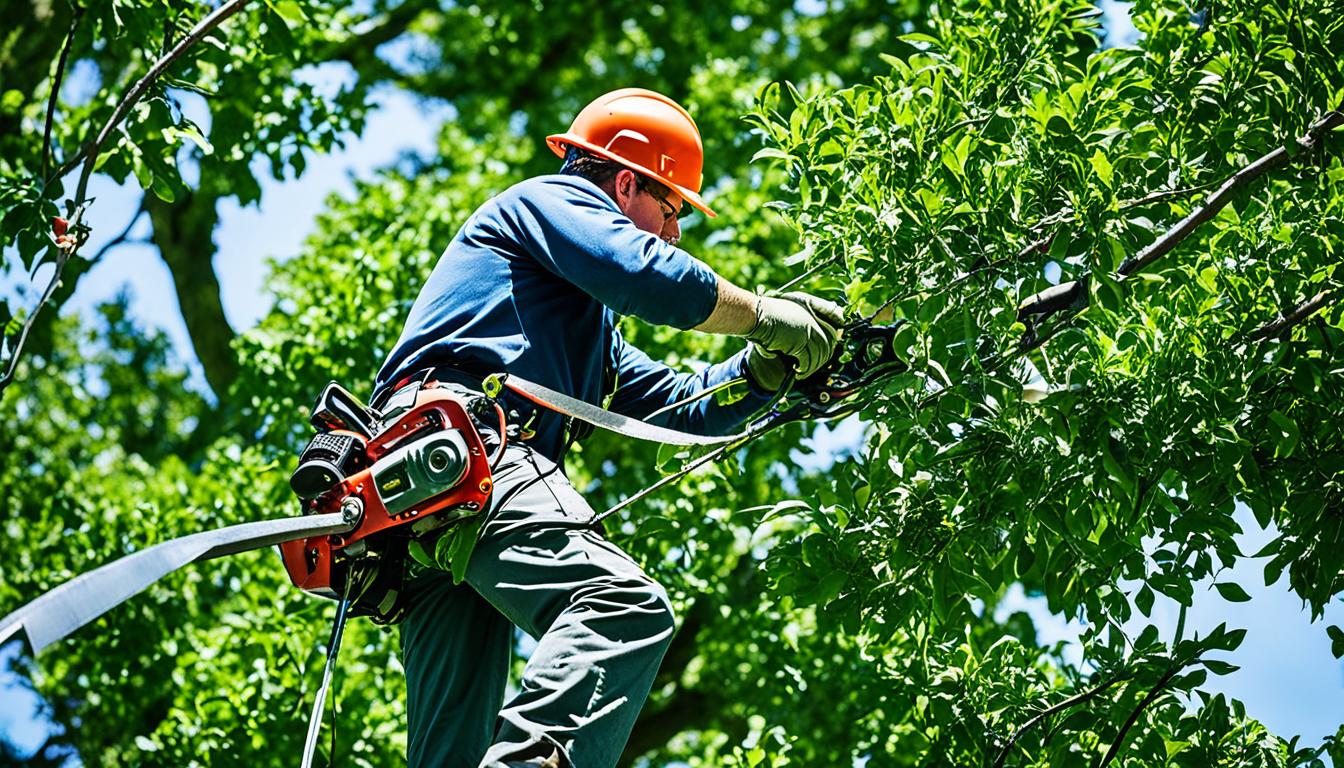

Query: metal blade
[0,512,353,655]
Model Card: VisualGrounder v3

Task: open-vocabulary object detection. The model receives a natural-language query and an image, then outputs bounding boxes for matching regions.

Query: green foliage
[0,0,370,377]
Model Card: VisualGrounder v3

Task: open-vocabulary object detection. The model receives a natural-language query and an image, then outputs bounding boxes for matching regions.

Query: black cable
[329,575,353,767]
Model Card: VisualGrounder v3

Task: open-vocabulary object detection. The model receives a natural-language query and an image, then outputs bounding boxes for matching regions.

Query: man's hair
[559,145,672,199]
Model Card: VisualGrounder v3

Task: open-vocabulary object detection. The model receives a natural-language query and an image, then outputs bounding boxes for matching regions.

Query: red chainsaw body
[280,388,494,597]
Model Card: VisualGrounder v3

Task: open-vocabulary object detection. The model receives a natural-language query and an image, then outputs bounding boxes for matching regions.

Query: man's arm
[692,275,758,335]
[693,274,845,387]
[605,329,773,436]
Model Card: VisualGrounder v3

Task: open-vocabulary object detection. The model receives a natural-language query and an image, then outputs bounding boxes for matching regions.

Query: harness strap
[489,373,741,447]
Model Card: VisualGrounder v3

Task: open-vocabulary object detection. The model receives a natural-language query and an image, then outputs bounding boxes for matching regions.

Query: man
[373,88,842,768]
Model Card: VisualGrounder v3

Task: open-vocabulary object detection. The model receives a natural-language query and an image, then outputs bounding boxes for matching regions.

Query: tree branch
[68,0,251,202]
[145,189,238,396]
[2,0,251,399]
[1097,666,1179,768]
[992,675,1130,768]
[0,249,75,393]
[1244,286,1343,342]
[40,6,83,183]
[88,198,148,265]
[318,0,434,74]
[1119,111,1343,276]
[1015,110,1344,327]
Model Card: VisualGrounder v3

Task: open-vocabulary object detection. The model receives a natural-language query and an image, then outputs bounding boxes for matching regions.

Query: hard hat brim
[547,133,717,219]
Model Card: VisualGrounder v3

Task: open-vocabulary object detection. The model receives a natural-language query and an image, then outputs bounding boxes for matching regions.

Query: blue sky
[3,2,1342,761]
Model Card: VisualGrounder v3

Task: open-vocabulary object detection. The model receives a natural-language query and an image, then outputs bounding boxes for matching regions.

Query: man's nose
[661,215,681,245]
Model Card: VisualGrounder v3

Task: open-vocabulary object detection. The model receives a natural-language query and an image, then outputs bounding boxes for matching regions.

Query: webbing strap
[0,512,354,655]
[491,374,743,447]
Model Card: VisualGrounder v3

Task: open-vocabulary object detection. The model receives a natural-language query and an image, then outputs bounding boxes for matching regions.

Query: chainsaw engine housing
[280,384,494,622]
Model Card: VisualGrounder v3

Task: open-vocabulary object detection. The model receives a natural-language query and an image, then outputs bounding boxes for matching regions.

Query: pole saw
[0,316,907,765]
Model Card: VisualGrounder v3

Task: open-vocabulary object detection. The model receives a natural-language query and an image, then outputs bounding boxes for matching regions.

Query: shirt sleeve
[605,328,775,436]
[499,178,719,329]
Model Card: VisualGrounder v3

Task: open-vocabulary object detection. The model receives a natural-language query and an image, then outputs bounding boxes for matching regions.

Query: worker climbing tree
[2,0,1343,765]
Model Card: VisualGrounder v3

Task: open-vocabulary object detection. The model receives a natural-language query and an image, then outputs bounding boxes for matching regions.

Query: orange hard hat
[547,88,716,218]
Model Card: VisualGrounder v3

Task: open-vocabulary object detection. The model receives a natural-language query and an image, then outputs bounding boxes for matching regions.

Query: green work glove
[743,291,844,386]
[744,344,791,391]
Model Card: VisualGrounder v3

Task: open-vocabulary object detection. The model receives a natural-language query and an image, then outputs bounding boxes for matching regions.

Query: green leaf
[1208,626,1248,652]
[1267,410,1299,458]
[816,571,846,603]
[163,125,214,156]
[751,147,791,164]
[1101,436,1134,493]
[1135,584,1155,616]
[1203,660,1240,676]
[1089,149,1113,189]
[149,168,177,203]
[898,32,941,49]
[1327,625,1344,659]
[801,533,830,567]
[1213,582,1252,602]
[712,378,752,406]
[268,0,307,27]
[1164,739,1191,759]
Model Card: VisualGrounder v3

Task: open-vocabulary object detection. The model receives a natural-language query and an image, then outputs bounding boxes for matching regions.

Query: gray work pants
[399,442,675,768]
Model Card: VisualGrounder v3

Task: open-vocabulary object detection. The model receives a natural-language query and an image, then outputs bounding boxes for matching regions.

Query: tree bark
[144,190,238,396]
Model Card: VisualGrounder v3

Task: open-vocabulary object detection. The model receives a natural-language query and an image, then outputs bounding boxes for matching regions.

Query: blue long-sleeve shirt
[375,175,772,460]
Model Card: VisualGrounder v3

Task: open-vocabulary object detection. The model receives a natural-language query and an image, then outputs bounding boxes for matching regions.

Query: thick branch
[1118,111,1344,276]
[318,0,434,76]
[1015,111,1344,326]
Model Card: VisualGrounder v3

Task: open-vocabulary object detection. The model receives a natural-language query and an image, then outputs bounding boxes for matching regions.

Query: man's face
[614,170,683,246]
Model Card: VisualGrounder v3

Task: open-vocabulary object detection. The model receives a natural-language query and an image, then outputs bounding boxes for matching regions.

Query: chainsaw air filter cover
[290,431,366,499]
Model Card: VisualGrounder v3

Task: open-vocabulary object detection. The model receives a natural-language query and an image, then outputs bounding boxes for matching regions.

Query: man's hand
[743,292,844,388]
[745,345,791,391]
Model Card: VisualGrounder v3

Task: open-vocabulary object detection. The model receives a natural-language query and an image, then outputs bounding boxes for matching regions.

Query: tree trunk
[144,190,238,397]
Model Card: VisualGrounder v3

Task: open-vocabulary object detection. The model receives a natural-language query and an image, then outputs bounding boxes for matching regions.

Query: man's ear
[612,169,638,212]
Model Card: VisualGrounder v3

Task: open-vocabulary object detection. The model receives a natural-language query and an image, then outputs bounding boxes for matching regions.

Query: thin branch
[87,198,148,264]
[1029,180,1221,234]
[1118,180,1222,211]
[2,1,251,398]
[0,248,75,392]
[992,675,1130,768]
[41,6,84,183]
[1097,666,1179,768]
[1244,285,1343,342]
[71,0,250,205]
